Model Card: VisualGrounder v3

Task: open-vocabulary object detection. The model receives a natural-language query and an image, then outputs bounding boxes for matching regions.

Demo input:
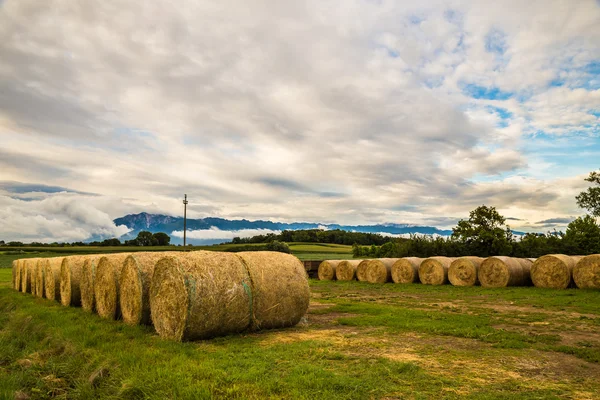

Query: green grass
[2,254,600,399]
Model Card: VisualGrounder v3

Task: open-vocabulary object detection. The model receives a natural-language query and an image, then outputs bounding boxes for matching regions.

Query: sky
[0,0,599,243]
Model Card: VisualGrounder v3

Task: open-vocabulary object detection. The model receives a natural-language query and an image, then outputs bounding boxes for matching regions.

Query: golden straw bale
[573,254,600,289]
[531,255,582,289]
[34,259,45,298]
[318,260,343,281]
[60,255,90,306]
[479,257,533,288]
[365,258,400,283]
[335,260,361,281]
[419,257,455,285]
[391,258,425,284]
[93,253,133,319]
[448,257,485,287]
[44,257,64,301]
[356,259,372,282]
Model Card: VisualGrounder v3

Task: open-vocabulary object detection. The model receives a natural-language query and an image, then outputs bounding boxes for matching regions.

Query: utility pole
[183,194,188,248]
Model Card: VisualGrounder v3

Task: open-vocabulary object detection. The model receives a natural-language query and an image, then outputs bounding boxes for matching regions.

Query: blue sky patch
[462,83,513,100]
[485,28,507,55]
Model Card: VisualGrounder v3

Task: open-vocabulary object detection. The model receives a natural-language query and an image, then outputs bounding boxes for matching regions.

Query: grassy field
[1,253,600,399]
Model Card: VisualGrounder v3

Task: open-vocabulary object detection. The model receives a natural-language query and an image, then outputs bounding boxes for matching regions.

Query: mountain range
[112,212,453,245]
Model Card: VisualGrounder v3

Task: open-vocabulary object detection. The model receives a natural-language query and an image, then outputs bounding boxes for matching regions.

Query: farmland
[2,251,600,399]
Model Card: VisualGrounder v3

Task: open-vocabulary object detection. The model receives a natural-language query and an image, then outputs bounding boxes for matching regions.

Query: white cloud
[171,227,281,240]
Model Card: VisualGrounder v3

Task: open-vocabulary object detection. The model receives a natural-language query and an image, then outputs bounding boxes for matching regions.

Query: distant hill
[112,212,454,245]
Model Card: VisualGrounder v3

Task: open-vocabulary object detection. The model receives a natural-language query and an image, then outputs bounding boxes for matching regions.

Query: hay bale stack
[391,258,424,284]
[356,259,371,282]
[419,257,455,285]
[150,251,254,341]
[573,254,600,289]
[44,257,64,301]
[365,258,400,283]
[119,252,171,325]
[448,257,485,287]
[80,255,104,313]
[335,260,361,281]
[60,255,90,306]
[93,253,133,319]
[531,255,583,289]
[236,252,309,330]
[35,260,45,298]
[318,260,343,281]
[479,257,533,288]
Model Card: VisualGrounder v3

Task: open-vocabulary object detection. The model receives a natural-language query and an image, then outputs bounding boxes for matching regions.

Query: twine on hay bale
[448,257,485,287]
[318,260,343,281]
[93,253,133,319]
[119,252,171,325]
[391,258,425,284]
[573,254,600,289]
[356,259,372,282]
[236,251,310,331]
[150,251,254,341]
[60,255,90,306]
[531,254,583,289]
[478,257,533,288]
[365,258,400,283]
[335,260,361,281]
[419,257,455,285]
[44,257,64,302]
[35,259,45,298]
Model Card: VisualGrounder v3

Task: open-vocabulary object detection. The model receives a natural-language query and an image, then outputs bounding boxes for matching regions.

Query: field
[2,253,600,399]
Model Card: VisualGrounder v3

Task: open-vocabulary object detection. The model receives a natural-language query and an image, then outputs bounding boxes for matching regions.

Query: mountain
[112,212,453,245]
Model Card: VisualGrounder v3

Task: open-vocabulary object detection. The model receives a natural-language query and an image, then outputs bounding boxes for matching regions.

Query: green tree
[452,205,513,257]
[576,169,600,217]
[152,232,171,246]
[136,231,155,246]
[100,238,121,246]
[562,215,600,255]
[265,240,291,253]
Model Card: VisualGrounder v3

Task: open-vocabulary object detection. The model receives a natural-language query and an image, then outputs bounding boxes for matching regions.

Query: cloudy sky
[1,0,599,242]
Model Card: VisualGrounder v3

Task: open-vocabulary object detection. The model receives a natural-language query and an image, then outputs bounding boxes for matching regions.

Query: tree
[451,205,513,257]
[100,238,121,246]
[135,231,155,246]
[152,232,171,246]
[576,169,600,217]
[562,215,600,255]
[265,240,291,253]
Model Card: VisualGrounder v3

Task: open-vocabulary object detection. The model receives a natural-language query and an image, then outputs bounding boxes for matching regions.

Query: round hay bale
[448,257,485,287]
[119,252,171,325]
[391,258,424,284]
[573,254,600,289]
[35,260,45,298]
[365,258,400,283]
[150,251,253,341]
[93,253,133,319]
[236,251,310,330]
[44,257,64,301]
[419,257,455,285]
[335,260,361,281]
[318,260,343,281]
[60,255,90,306]
[479,257,533,288]
[356,259,372,282]
[22,258,39,294]
[531,255,583,289]
[12,260,17,290]
[80,255,104,313]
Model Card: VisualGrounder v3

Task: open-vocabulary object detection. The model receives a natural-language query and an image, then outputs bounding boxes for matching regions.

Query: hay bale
[236,252,309,330]
[448,257,485,287]
[80,255,104,313]
[12,260,17,290]
[22,258,39,294]
[531,255,583,289]
[318,260,343,281]
[35,260,45,298]
[419,257,455,285]
[365,258,400,283]
[573,254,600,289]
[391,258,425,284]
[60,255,90,306]
[479,257,533,288]
[356,259,372,282]
[44,257,64,301]
[119,252,171,325]
[335,260,361,281]
[93,253,133,319]
[150,251,254,341]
